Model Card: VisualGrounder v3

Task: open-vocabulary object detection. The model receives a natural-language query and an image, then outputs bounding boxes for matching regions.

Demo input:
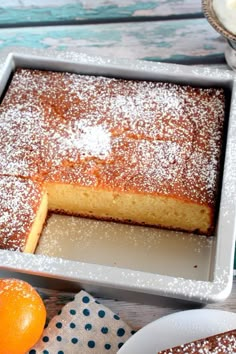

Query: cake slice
[158,329,236,353]
[0,176,48,252]
[37,70,225,235]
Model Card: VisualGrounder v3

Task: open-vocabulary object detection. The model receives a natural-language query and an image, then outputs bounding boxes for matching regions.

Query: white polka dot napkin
[29,290,134,354]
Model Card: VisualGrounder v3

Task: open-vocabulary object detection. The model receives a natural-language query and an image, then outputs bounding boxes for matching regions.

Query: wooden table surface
[0,0,236,337]
[0,0,226,64]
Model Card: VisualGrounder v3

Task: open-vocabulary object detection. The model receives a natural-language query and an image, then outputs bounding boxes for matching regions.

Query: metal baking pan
[0,52,235,304]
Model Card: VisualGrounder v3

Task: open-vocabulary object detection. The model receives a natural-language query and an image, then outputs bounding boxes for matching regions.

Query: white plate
[118,309,236,354]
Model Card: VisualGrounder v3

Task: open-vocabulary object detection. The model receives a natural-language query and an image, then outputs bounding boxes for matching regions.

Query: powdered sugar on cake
[159,329,236,353]
[62,121,112,159]
[0,176,43,251]
[0,102,42,177]
[0,69,225,203]
[0,68,226,245]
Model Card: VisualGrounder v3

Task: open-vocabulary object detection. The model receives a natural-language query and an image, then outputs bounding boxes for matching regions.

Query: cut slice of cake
[158,328,236,353]
[36,70,225,235]
[0,176,48,252]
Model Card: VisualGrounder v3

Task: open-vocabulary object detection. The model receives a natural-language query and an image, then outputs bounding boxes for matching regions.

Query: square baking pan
[0,52,235,304]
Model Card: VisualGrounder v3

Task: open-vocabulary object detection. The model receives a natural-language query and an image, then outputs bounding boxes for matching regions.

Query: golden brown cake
[0,176,47,252]
[158,328,236,353]
[0,68,226,251]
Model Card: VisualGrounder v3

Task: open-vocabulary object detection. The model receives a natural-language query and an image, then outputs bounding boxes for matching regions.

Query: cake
[0,68,226,252]
[158,328,236,353]
[0,176,47,252]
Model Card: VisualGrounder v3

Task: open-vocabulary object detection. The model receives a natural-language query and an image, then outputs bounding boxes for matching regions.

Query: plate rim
[118,308,236,353]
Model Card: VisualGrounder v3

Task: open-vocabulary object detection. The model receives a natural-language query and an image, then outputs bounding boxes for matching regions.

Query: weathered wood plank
[0,19,225,64]
[0,1,202,25]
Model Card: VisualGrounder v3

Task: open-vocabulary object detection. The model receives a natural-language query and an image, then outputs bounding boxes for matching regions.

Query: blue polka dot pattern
[85,323,92,331]
[88,340,95,348]
[105,343,111,350]
[101,326,109,334]
[83,308,90,316]
[117,328,125,337]
[98,309,105,318]
[82,295,90,303]
[29,290,133,352]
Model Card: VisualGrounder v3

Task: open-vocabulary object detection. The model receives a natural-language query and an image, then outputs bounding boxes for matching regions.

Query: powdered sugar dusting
[0,102,42,176]
[0,278,41,302]
[0,176,43,251]
[62,122,111,159]
[0,67,226,251]
[1,69,225,208]
[160,329,236,353]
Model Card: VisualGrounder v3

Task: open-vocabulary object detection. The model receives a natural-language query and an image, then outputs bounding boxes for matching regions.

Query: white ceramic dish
[118,309,236,353]
[202,0,236,71]
[0,52,235,303]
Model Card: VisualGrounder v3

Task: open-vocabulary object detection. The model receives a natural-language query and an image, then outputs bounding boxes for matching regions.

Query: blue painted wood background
[0,1,227,65]
[0,1,202,24]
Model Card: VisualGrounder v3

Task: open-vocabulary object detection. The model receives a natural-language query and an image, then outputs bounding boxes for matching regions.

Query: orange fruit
[0,278,46,354]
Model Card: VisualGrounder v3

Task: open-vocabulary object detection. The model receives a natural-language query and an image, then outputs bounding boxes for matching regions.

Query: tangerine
[0,278,46,354]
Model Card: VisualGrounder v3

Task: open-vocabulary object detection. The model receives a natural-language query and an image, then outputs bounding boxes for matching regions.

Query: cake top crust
[159,328,236,353]
[0,176,43,251]
[0,68,225,210]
